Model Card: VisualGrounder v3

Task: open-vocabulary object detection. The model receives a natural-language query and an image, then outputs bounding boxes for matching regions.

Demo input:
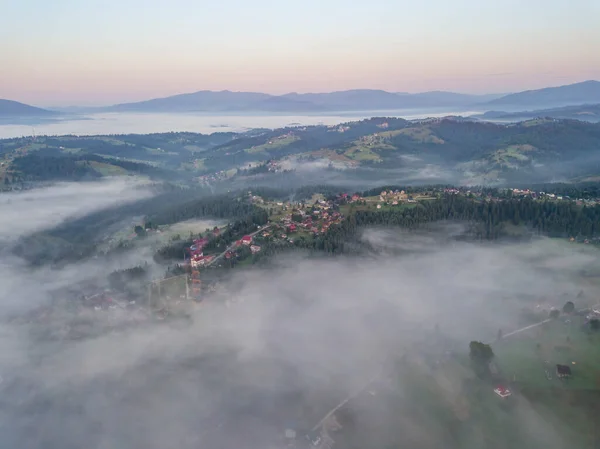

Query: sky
[1,0,600,106]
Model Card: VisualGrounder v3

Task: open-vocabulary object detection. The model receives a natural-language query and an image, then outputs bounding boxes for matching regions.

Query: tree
[134,225,146,237]
[550,309,560,319]
[469,341,494,364]
[590,318,600,331]
[562,301,575,314]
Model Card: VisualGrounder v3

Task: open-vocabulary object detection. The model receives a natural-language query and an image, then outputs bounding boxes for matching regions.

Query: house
[241,235,253,245]
[556,364,572,378]
[194,238,209,248]
[190,255,206,268]
[250,245,261,254]
[224,251,233,260]
[351,194,360,202]
[189,246,203,257]
[493,385,512,398]
[306,432,322,447]
[288,223,297,232]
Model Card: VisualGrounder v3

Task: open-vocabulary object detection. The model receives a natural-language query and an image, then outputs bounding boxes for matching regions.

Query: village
[21,183,600,346]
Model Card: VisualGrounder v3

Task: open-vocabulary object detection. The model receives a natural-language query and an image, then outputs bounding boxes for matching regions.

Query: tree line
[286,195,600,255]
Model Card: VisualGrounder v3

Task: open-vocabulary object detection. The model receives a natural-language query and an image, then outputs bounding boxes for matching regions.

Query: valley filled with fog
[0,109,480,139]
[1,180,600,448]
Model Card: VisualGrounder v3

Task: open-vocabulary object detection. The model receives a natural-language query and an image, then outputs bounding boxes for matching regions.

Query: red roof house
[242,235,253,245]
[493,385,512,398]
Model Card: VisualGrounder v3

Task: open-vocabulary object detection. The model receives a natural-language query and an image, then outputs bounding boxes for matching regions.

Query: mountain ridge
[101,89,497,113]
[476,103,600,122]
[484,80,600,109]
[0,99,57,117]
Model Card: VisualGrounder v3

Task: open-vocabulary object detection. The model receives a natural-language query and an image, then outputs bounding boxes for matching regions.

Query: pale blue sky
[1,0,599,106]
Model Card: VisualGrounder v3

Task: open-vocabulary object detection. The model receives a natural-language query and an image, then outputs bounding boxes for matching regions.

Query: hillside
[3,118,600,188]
[477,104,600,123]
[0,99,57,117]
[485,80,600,109]
[194,117,600,185]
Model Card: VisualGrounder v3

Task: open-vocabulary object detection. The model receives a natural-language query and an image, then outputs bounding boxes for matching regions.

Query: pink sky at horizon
[2,0,599,107]
[6,71,600,108]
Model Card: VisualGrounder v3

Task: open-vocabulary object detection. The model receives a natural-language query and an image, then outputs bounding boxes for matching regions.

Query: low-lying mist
[1,181,598,449]
[0,179,153,242]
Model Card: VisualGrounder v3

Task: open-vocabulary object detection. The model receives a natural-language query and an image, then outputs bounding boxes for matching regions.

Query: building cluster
[197,169,232,185]
[266,160,283,172]
[327,124,351,133]
[379,189,410,204]
[357,133,386,147]
[276,199,343,236]
[188,237,215,268]
[229,234,261,254]
[338,193,362,203]
[509,188,600,205]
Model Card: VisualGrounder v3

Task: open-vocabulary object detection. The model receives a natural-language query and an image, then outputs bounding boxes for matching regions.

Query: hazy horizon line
[4,78,600,109]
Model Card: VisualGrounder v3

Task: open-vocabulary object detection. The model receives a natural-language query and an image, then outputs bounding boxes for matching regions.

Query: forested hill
[294,196,600,256]
[2,117,600,186]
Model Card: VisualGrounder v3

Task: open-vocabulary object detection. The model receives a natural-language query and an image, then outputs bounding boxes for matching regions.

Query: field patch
[85,161,129,176]
[384,127,445,144]
[246,134,299,154]
[489,144,536,167]
[494,318,600,390]
[308,149,358,167]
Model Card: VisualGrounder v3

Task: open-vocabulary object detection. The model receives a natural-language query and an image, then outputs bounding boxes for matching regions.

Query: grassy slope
[246,134,299,154]
[494,318,600,390]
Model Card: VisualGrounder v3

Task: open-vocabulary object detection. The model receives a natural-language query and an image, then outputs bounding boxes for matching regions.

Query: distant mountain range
[4,80,600,117]
[0,99,57,117]
[97,81,600,113]
[102,89,499,113]
[484,80,600,109]
[476,103,600,123]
